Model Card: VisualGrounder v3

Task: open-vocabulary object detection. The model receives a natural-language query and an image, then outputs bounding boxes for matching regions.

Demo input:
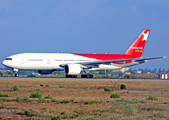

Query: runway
[0,77,168,81]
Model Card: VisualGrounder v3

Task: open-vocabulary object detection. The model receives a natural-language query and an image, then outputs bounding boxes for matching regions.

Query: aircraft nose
[2,60,6,66]
[2,60,9,67]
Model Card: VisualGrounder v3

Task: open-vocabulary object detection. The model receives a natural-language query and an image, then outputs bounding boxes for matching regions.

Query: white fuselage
[2,53,122,71]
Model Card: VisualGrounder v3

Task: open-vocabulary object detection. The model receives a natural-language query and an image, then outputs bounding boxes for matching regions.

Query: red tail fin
[124,29,150,58]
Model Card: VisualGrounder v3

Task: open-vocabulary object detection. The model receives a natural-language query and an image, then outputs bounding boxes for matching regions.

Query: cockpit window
[5,58,12,60]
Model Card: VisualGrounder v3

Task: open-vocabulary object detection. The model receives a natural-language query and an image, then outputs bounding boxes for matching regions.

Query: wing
[81,56,165,65]
[60,56,165,68]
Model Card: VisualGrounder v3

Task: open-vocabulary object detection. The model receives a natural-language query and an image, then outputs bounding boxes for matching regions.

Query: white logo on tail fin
[130,47,143,49]
[142,31,149,41]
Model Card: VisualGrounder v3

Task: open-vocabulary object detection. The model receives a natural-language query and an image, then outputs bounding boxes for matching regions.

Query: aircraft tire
[66,75,71,78]
[81,74,93,78]
[87,74,90,78]
[73,75,77,78]
[90,74,93,78]
[66,75,77,78]
[15,73,19,77]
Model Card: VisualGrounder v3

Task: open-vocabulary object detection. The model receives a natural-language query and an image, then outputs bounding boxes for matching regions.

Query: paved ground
[0,77,168,81]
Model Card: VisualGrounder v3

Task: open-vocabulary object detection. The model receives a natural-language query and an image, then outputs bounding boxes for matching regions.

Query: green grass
[163,101,169,104]
[61,111,66,115]
[0,102,5,109]
[110,93,121,98]
[153,112,165,118]
[126,105,138,115]
[67,114,79,119]
[114,98,139,104]
[104,87,114,91]
[38,98,47,103]
[110,101,139,115]
[41,107,47,111]
[0,93,9,97]
[120,84,127,90]
[57,100,69,104]
[45,95,52,99]
[59,85,68,88]
[141,106,164,111]
[11,86,19,91]
[146,95,158,100]
[51,98,57,102]
[46,85,49,87]
[30,92,42,98]
[85,100,97,104]
[50,115,62,120]
[139,100,146,103]
[82,118,95,120]
[27,74,36,77]
[0,72,3,76]
[15,97,29,102]
[23,109,35,117]
[76,109,86,116]
[0,98,12,102]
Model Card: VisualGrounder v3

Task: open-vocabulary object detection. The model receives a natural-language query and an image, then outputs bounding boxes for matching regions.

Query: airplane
[2,29,165,78]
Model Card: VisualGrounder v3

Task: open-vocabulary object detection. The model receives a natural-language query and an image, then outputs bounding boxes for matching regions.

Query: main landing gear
[80,69,93,78]
[65,74,93,78]
[81,74,93,78]
[65,75,77,78]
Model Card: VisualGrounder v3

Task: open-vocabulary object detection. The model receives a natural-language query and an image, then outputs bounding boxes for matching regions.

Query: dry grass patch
[0,80,169,119]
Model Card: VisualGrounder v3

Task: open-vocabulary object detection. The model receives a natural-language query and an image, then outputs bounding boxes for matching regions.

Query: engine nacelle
[65,64,82,75]
[38,70,54,74]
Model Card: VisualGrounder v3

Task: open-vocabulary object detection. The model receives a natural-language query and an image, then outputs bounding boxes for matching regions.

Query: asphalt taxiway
[0,77,168,81]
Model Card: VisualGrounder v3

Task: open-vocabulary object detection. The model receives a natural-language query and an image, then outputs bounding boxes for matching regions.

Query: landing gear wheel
[90,74,93,78]
[65,75,77,78]
[87,74,90,78]
[81,74,93,78]
[15,73,19,77]
[66,75,71,78]
[73,75,77,78]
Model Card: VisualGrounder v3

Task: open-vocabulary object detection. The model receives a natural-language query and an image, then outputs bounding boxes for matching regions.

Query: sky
[0,0,169,69]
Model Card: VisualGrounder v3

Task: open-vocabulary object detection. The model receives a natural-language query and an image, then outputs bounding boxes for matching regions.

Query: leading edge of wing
[79,56,166,65]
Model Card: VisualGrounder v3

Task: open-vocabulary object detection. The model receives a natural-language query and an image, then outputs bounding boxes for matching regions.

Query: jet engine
[64,64,82,75]
[38,70,54,74]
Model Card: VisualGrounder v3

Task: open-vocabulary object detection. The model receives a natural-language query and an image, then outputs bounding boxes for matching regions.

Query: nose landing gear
[15,73,19,77]
[13,68,19,77]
